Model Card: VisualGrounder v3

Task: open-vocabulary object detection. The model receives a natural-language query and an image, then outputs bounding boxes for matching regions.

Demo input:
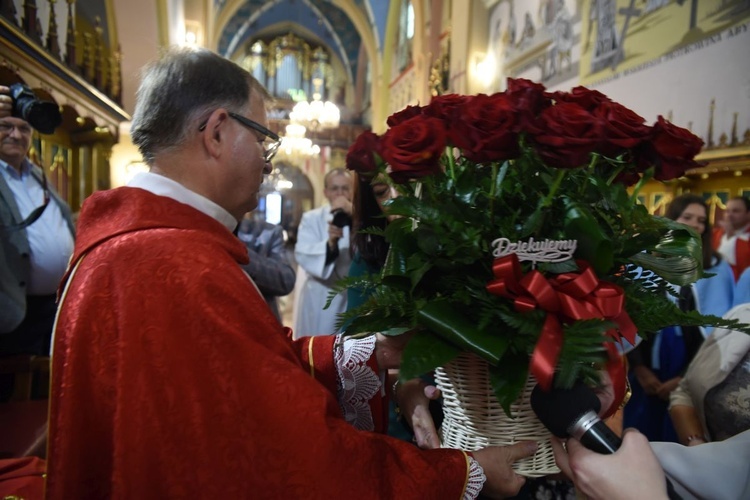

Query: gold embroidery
[461,450,471,497]
[308,336,315,378]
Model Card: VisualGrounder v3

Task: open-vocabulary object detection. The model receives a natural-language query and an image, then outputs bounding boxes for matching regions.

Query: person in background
[0,84,74,399]
[293,167,353,337]
[668,194,735,321]
[669,302,750,447]
[346,172,396,310]
[625,194,734,442]
[46,47,536,499]
[713,196,750,281]
[345,170,440,442]
[236,211,295,323]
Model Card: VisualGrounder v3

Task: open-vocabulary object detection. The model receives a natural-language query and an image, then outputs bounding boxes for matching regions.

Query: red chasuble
[712,227,750,281]
[46,188,470,499]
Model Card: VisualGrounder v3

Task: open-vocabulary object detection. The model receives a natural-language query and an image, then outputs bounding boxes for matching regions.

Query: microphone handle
[575,420,683,499]
[578,421,621,454]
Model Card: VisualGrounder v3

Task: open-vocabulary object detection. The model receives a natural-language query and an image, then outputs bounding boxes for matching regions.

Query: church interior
[1,0,747,229]
[1,0,749,494]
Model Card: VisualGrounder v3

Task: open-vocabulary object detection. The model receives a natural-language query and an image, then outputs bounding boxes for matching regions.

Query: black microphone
[531,382,682,499]
[530,382,621,454]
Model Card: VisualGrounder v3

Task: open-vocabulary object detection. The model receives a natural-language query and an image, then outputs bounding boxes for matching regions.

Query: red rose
[423,94,468,123]
[643,116,703,181]
[380,115,447,184]
[530,102,603,169]
[595,101,652,156]
[387,105,423,127]
[505,78,551,122]
[549,86,611,112]
[449,93,520,163]
[346,130,381,175]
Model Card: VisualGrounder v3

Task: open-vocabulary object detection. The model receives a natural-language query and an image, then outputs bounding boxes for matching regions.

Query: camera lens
[19,100,62,134]
[331,209,352,228]
[9,83,62,134]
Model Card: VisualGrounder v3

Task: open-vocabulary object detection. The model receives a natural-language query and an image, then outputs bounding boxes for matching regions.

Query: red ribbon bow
[486,254,637,416]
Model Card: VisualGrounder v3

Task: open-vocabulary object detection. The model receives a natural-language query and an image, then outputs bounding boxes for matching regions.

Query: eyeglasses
[198,111,281,163]
[0,122,33,135]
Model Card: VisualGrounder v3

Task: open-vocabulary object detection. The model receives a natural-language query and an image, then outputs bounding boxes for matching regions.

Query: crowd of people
[1,47,749,499]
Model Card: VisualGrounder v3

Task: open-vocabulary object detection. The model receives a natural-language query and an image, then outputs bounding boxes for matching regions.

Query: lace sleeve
[464,456,487,500]
[334,334,381,431]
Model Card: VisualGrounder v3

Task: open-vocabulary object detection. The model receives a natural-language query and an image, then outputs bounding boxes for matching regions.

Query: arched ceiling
[215,0,389,84]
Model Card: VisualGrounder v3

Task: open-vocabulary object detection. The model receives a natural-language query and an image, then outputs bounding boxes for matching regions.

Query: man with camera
[293,167,354,337]
[0,84,72,394]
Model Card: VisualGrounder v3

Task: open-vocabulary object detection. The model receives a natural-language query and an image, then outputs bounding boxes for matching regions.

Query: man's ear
[200,109,230,158]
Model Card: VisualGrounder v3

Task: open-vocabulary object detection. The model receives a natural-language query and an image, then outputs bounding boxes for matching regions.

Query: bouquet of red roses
[340,79,744,415]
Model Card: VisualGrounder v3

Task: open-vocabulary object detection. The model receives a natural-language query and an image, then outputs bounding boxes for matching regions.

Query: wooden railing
[0,0,122,105]
[0,0,129,211]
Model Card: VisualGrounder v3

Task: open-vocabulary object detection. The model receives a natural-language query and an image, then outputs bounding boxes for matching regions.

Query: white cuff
[463,456,487,500]
[334,334,381,431]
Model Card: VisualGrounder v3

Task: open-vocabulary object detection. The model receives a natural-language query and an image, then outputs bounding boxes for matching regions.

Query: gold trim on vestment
[308,336,315,378]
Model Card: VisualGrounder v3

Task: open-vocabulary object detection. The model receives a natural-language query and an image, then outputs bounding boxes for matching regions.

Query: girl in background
[625,193,734,442]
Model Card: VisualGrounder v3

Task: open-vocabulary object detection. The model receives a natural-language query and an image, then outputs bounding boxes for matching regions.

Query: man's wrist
[374,333,403,371]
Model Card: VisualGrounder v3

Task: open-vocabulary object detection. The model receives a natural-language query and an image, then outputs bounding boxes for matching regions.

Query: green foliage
[339,140,742,407]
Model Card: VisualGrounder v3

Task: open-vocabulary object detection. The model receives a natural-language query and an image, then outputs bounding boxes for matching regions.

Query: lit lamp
[289,78,340,132]
[277,122,321,164]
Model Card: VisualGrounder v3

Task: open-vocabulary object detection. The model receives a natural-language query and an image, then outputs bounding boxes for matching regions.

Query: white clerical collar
[127,171,237,232]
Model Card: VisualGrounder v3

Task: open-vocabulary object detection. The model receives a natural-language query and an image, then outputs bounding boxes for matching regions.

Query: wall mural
[489,0,582,87]
[487,0,750,220]
[489,0,750,87]
[580,0,750,85]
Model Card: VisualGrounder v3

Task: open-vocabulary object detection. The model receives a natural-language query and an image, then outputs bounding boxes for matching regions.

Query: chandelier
[277,122,320,164]
[263,165,294,191]
[289,78,340,132]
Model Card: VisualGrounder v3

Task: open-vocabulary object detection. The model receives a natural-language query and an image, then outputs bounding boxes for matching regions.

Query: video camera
[8,83,62,134]
[331,208,352,228]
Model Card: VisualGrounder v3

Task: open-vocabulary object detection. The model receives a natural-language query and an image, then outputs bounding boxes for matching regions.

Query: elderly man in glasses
[46,47,536,499]
[0,85,74,399]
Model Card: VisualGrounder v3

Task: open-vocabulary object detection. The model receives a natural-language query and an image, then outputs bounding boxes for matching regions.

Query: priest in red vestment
[712,196,750,281]
[46,47,536,499]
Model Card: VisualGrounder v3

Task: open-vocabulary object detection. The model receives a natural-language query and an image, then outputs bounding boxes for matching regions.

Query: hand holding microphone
[554,429,669,500]
[530,381,621,453]
[530,382,677,500]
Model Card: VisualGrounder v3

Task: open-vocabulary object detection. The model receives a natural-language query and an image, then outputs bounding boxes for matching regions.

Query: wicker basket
[435,353,559,477]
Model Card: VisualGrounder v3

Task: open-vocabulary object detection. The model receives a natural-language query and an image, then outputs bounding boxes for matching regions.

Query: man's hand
[395,378,441,449]
[0,85,12,118]
[374,332,411,371]
[327,223,344,248]
[474,442,537,498]
[552,429,668,500]
[329,195,352,215]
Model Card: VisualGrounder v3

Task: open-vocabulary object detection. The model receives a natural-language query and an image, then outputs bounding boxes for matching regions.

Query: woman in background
[670,303,750,447]
[345,171,443,449]
[625,193,735,442]
[346,174,396,309]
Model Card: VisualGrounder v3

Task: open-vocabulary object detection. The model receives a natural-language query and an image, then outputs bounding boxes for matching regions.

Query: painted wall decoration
[488,0,583,88]
[581,0,750,85]
[486,0,750,219]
